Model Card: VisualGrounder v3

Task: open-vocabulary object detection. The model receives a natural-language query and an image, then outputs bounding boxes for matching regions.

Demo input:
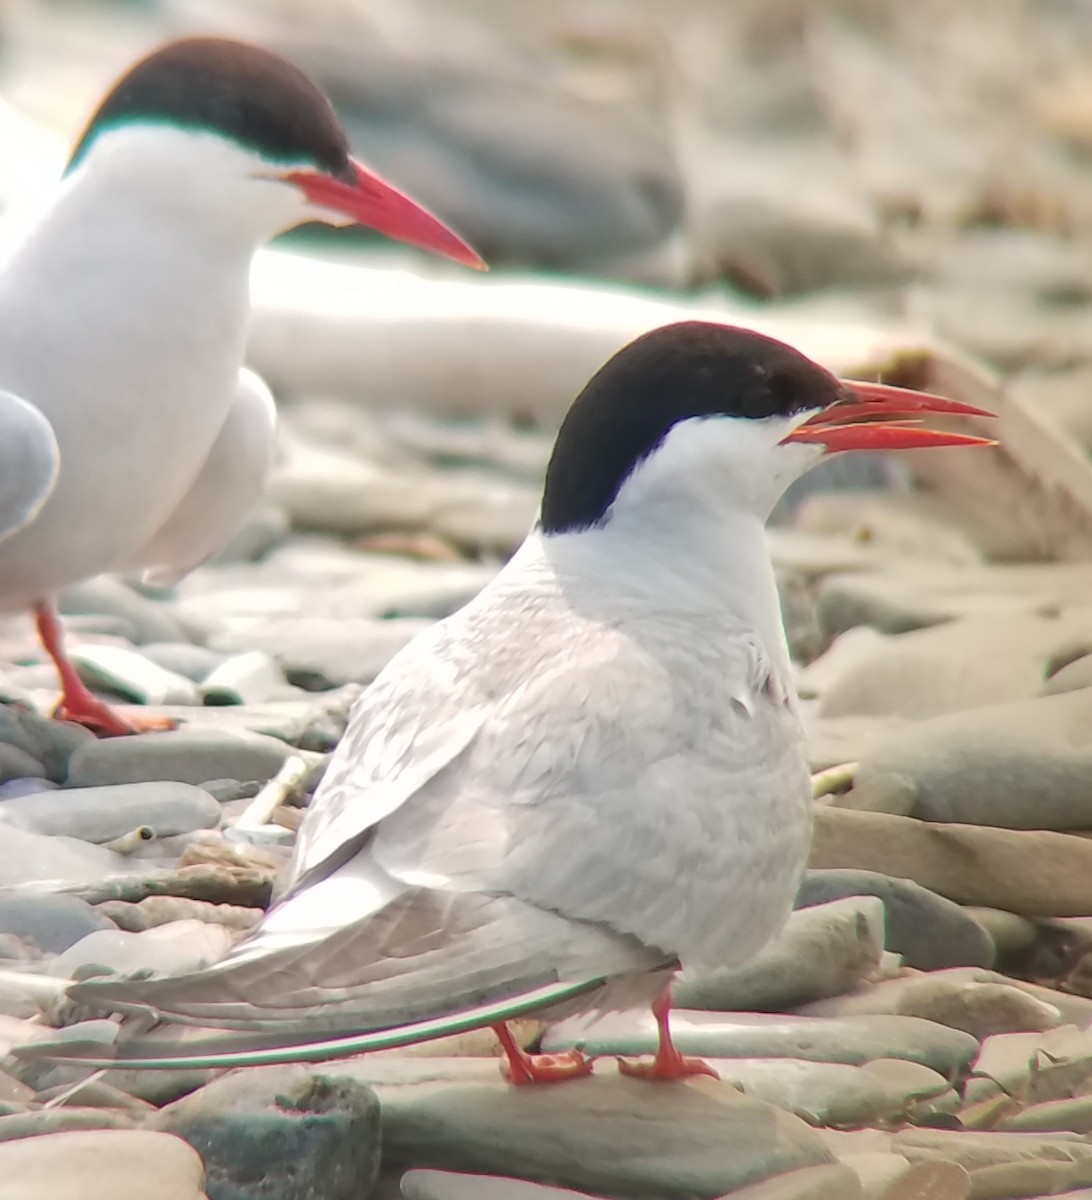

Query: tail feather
[17,977,608,1071]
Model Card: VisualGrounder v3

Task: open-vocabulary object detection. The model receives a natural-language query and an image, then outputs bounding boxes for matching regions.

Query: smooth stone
[0,893,113,953]
[675,897,885,1012]
[878,1161,971,1200]
[809,808,1092,916]
[542,1011,978,1073]
[858,1059,957,1113]
[97,895,260,934]
[58,577,191,645]
[962,909,1037,959]
[210,616,431,690]
[66,730,292,788]
[350,1057,833,1197]
[0,826,134,886]
[0,1129,206,1200]
[0,782,221,843]
[401,1172,614,1200]
[155,1066,379,1200]
[815,564,1092,640]
[66,861,274,909]
[67,645,201,708]
[0,1108,137,1140]
[894,1127,1092,1181]
[49,920,233,979]
[837,1152,913,1199]
[269,443,536,552]
[971,1026,1092,1096]
[199,651,287,706]
[34,1079,156,1116]
[849,690,1092,831]
[796,871,995,970]
[714,1164,863,1199]
[139,642,224,684]
[0,744,44,783]
[799,975,1059,1039]
[0,778,55,798]
[0,707,93,784]
[712,1058,888,1126]
[792,492,982,568]
[1000,1095,1092,1134]
[811,614,1092,720]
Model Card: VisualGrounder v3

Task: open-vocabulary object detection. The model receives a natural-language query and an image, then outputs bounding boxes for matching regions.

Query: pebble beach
[3,1,1092,1198]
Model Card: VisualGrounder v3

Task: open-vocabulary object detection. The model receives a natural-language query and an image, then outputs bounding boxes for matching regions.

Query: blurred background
[5,0,1092,567]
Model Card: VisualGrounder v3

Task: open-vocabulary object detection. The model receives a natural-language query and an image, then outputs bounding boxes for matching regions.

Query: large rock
[0,782,221,843]
[542,1011,978,1073]
[674,897,885,1012]
[155,1066,380,1200]
[846,690,1092,830]
[0,1129,206,1200]
[795,870,995,969]
[66,731,292,789]
[335,1056,833,1197]
[0,892,113,953]
[810,807,1092,916]
[808,614,1092,721]
[0,826,134,887]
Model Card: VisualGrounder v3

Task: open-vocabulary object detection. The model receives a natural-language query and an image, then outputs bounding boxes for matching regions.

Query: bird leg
[493,1022,595,1086]
[616,986,719,1081]
[33,602,175,736]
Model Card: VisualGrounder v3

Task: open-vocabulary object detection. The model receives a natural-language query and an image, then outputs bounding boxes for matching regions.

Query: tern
[48,322,993,1083]
[0,37,482,736]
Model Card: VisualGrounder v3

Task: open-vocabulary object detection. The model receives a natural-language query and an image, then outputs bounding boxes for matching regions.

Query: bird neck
[534,506,792,673]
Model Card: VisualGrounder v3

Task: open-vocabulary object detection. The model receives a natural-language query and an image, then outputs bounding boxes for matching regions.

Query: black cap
[539,321,843,535]
[68,37,353,180]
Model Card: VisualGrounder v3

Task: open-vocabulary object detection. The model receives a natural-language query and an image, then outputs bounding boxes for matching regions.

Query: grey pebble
[0,706,93,784]
[796,870,996,970]
[139,643,225,683]
[200,650,287,706]
[66,730,293,788]
[674,897,885,1012]
[543,1011,979,1074]
[0,826,135,887]
[0,778,56,798]
[58,577,191,645]
[0,744,44,783]
[0,893,114,953]
[0,782,221,843]
[67,644,201,707]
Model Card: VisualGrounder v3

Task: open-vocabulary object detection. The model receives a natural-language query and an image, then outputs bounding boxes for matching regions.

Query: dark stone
[796,869,995,970]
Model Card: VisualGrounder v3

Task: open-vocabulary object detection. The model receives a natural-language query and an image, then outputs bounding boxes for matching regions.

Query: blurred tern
[0,37,482,735]
[48,322,993,1082]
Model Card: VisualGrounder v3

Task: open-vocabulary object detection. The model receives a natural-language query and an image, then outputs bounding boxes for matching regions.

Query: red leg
[493,1022,595,1086]
[616,987,719,1081]
[33,602,175,737]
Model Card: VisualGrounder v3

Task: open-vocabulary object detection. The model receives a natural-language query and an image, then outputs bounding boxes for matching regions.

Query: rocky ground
[3,0,1092,1198]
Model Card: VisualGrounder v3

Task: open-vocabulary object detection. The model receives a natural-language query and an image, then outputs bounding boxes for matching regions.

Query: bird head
[539,321,994,534]
[64,37,484,265]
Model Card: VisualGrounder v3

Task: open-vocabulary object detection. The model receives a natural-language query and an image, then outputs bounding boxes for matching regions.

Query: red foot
[52,696,177,737]
[34,602,177,737]
[493,1023,595,1086]
[616,1052,719,1081]
[615,985,720,1083]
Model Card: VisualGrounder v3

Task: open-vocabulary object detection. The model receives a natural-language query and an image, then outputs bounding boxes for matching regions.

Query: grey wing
[125,368,278,587]
[0,389,58,543]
